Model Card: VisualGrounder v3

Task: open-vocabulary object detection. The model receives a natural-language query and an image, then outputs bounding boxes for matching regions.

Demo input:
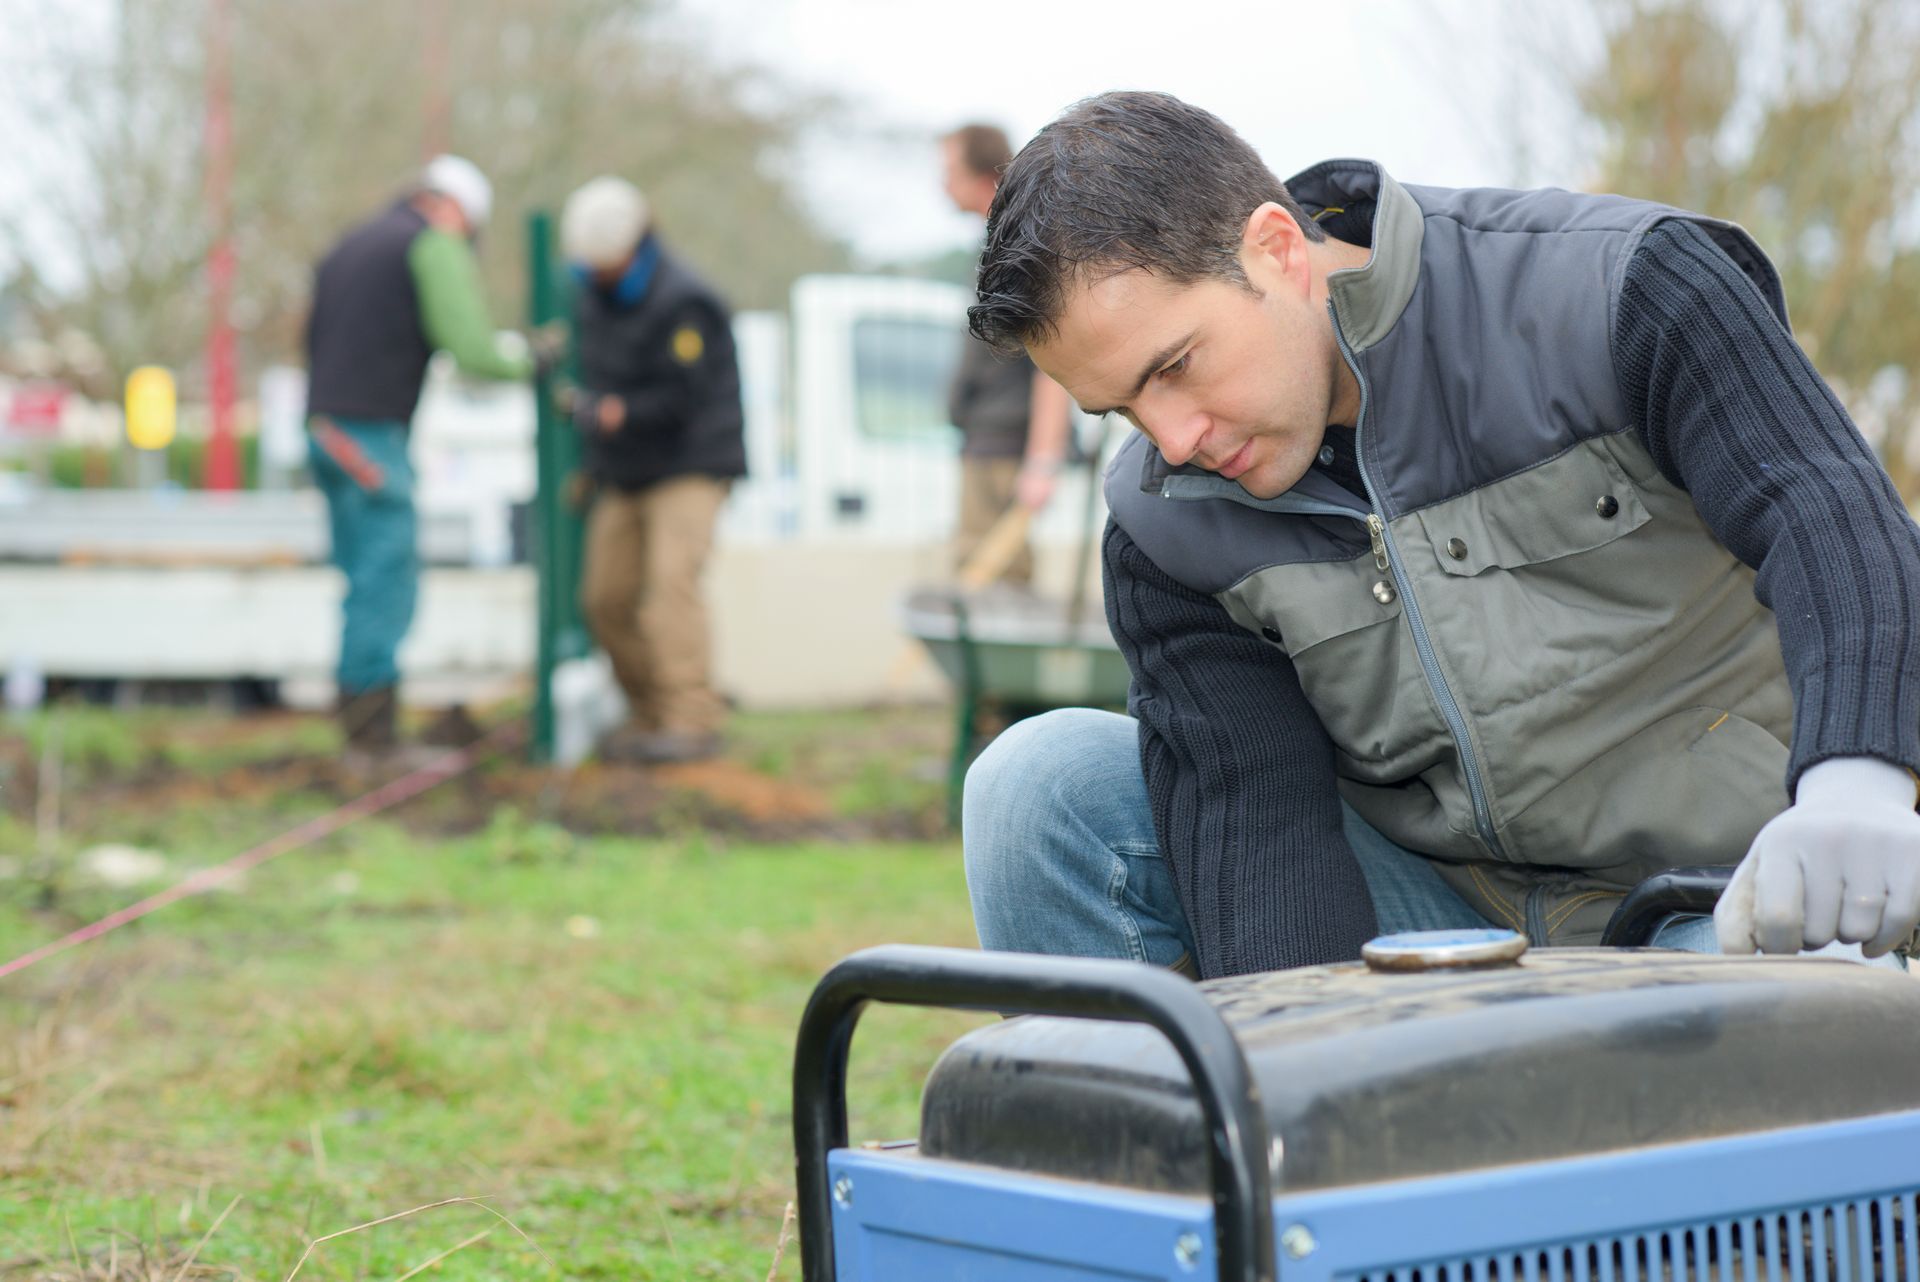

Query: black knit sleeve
[1102,518,1378,977]
[1614,218,1920,787]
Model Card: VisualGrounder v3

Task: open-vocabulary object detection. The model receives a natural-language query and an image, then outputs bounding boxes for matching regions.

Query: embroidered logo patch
[671,326,704,365]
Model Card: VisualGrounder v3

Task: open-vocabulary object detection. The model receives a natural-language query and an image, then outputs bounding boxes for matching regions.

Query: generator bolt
[1282,1225,1318,1259]
[831,1175,853,1208]
[1174,1232,1203,1270]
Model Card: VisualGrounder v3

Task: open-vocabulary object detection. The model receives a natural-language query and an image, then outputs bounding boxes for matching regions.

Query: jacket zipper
[1330,305,1509,862]
[1524,884,1549,946]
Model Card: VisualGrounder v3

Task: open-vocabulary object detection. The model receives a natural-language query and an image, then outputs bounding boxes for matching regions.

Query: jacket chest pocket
[1227,556,1425,765]
[1404,441,1679,703]
[1412,443,1650,581]
[1233,554,1404,658]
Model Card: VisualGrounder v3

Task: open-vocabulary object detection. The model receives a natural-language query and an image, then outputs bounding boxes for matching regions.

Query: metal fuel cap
[1361,928,1529,973]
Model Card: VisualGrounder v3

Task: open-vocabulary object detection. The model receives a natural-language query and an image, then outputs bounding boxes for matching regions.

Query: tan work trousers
[581,475,730,735]
[955,456,1033,587]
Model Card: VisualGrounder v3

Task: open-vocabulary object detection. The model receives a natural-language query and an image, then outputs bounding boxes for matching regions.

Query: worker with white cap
[562,175,746,765]
[304,154,534,767]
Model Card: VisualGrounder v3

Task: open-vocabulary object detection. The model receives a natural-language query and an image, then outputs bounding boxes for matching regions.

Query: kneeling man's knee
[965,710,1109,828]
[961,708,1167,959]
[963,708,1132,878]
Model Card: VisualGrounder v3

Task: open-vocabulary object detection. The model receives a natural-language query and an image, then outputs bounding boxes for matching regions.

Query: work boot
[337,686,446,775]
[420,703,482,747]
[594,721,657,764]
[338,686,398,750]
[596,725,722,766]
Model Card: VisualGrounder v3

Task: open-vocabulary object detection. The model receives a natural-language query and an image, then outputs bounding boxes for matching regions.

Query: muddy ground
[0,703,959,851]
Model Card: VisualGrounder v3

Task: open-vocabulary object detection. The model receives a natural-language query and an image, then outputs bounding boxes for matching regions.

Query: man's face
[941,140,998,218]
[1028,253,1337,500]
[589,251,636,291]
[418,191,477,241]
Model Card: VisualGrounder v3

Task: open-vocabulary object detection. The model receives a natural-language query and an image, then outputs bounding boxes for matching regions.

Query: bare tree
[1470,0,1920,500]
[0,0,849,397]
[0,0,210,397]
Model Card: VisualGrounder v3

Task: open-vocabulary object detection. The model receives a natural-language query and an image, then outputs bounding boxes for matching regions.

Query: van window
[851,317,963,444]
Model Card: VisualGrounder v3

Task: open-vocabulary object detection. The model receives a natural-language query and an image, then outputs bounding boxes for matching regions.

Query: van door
[790,275,968,543]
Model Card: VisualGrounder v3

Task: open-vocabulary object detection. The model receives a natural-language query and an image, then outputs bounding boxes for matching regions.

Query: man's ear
[1241,202,1311,294]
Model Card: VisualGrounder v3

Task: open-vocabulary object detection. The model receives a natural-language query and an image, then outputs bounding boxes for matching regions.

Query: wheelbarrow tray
[900,586,1131,706]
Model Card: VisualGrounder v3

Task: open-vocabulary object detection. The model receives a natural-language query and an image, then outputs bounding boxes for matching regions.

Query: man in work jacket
[305,155,533,762]
[960,91,1920,978]
[561,176,746,765]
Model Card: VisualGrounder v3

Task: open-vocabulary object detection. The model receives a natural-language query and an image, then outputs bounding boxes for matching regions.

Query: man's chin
[1233,461,1301,501]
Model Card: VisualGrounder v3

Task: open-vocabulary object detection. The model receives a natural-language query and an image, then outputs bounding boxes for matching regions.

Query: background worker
[941,123,1074,586]
[304,154,534,763]
[562,176,746,765]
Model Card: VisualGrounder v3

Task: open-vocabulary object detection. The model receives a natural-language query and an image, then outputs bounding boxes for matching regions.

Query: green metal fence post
[527,210,590,762]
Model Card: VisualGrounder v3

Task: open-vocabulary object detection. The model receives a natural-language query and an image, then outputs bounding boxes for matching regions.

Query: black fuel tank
[918,950,1920,1193]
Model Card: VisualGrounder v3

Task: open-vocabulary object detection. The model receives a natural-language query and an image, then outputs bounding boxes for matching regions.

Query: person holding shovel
[941,123,1074,587]
[304,155,534,764]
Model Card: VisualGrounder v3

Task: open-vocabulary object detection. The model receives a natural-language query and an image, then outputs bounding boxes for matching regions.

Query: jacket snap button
[1445,537,1468,560]
[1261,626,1282,643]
[1595,495,1620,518]
[1372,581,1397,605]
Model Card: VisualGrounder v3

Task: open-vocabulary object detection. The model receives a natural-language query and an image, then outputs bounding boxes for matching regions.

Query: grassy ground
[0,704,983,1279]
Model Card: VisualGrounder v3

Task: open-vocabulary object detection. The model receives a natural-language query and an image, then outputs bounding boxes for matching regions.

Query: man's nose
[1147,409,1212,468]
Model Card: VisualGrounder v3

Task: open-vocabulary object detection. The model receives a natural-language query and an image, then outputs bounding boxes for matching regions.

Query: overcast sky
[665,0,1562,264]
[0,0,1587,285]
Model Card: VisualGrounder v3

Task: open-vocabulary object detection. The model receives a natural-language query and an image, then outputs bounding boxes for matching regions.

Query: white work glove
[1715,756,1920,958]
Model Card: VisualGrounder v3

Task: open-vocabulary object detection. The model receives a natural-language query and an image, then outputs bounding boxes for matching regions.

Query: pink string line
[0,720,524,983]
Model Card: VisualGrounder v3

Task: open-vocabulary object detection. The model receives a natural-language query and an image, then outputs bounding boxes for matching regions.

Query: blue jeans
[309,419,418,696]
[962,708,1897,970]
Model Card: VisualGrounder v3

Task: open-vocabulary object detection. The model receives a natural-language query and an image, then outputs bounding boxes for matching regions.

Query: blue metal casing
[828,1108,1920,1281]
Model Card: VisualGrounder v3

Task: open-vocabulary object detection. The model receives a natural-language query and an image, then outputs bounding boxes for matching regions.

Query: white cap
[421,154,493,229]
[561,176,650,270]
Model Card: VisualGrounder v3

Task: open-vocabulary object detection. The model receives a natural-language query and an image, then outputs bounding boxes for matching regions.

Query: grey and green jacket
[1105,159,1920,972]
[307,200,530,426]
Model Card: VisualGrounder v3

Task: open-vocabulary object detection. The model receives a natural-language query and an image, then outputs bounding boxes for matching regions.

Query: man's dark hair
[969,91,1323,351]
[944,123,1015,181]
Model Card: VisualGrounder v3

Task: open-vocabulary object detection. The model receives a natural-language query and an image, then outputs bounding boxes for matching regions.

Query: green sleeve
[407,228,533,381]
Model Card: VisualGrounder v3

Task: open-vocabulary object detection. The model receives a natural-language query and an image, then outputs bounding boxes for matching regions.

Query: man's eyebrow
[1076,331,1196,417]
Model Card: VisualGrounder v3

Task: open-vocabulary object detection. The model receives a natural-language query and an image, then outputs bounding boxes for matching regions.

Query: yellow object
[956,505,1034,590]
[125,366,177,451]
[671,325,704,365]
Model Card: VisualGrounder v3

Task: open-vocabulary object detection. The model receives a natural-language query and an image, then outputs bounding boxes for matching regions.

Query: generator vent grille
[1354,1193,1920,1282]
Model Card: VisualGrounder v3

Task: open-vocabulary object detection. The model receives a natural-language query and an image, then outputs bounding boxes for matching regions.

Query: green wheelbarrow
[899,585,1132,827]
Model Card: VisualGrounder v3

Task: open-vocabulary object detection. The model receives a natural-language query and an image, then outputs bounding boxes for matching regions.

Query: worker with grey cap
[305,154,535,767]
[562,175,746,765]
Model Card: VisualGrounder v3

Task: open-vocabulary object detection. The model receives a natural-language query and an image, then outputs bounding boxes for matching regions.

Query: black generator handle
[1599,866,1735,947]
[792,944,1275,1282]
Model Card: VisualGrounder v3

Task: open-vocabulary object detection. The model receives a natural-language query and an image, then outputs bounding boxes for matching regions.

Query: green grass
[724,706,950,822]
[11,705,338,776]
[0,708,980,1279]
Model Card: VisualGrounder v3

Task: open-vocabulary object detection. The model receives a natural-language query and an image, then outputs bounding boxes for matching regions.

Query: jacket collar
[1284,158,1423,353]
[1127,432,1368,514]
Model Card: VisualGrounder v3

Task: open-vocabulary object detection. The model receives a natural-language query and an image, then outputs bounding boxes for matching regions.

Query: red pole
[202,0,239,491]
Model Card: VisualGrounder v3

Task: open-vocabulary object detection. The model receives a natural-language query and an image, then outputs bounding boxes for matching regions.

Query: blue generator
[793,911,1920,1281]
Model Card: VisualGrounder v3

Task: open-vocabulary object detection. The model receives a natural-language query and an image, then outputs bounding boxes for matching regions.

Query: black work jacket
[572,242,747,491]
